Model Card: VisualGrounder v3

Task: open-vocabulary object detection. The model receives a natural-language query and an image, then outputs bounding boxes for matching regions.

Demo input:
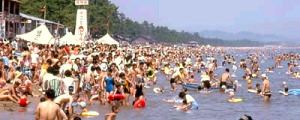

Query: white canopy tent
[96,33,119,45]
[16,24,55,45]
[59,32,82,45]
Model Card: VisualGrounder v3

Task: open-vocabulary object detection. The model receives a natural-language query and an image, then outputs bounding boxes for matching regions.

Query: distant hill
[200,30,296,42]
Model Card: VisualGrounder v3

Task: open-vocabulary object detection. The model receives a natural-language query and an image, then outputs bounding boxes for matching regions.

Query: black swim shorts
[220,82,227,88]
[170,78,176,84]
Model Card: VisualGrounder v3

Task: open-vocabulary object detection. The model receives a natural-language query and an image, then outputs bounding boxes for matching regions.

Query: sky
[109,0,300,38]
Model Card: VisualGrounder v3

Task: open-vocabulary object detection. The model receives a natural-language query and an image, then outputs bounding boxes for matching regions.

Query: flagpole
[44,5,46,19]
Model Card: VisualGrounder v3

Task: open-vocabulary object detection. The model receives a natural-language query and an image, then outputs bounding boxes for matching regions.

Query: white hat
[282,82,286,85]
[14,71,23,79]
[261,74,268,79]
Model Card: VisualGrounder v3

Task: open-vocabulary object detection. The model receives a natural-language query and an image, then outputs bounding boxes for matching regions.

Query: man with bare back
[219,68,233,91]
[261,74,271,102]
[54,94,79,118]
[35,89,62,120]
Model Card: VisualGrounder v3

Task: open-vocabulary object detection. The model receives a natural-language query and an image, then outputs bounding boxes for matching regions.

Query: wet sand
[0,84,41,112]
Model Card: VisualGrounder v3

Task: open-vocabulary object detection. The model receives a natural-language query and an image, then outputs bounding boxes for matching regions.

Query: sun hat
[14,71,23,79]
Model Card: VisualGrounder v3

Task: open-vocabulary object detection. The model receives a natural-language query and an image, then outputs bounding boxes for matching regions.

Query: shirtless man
[219,68,233,92]
[35,89,62,120]
[54,94,79,118]
[261,74,271,101]
[170,68,184,91]
[105,106,119,120]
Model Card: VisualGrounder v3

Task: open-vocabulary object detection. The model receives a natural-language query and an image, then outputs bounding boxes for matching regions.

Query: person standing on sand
[261,74,271,101]
[35,89,62,120]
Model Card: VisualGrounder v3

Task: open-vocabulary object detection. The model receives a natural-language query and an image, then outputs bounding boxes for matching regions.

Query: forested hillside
[19,0,263,46]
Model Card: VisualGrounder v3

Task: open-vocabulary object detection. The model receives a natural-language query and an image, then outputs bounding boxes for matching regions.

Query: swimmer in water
[162,88,187,103]
[282,82,289,96]
[174,99,188,111]
[261,74,271,101]
[76,102,89,115]
[239,115,253,120]
[243,75,252,90]
[226,89,235,101]
[170,68,184,91]
[255,83,261,94]
[266,67,274,73]
[219,68,233,92]
[105,106,119,120]
[188,75,195,83]
[178,92,199,110]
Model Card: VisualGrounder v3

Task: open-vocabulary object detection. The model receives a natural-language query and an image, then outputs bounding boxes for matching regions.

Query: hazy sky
[109,0,300,38]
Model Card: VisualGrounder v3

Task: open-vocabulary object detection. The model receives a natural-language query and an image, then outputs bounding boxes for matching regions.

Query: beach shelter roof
[16,24,55,44]
[59,32,81,45]
[96,33,119,45]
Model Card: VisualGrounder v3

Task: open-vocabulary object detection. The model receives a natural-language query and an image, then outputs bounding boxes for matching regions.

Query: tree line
[19,0,262,47]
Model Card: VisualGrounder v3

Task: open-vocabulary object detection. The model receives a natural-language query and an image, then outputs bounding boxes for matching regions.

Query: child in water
[164,64,171,81]
[188,75,195,83]
[243,75,252,90]
[255,83,261,94]
[113,84,124,106]
[19,95,31,107]
[228,90,235,101]
[282,82,289,96]
[77,102,89,115]
[105,106,119,120]
[174,100,188,111]
[266,67,274,73]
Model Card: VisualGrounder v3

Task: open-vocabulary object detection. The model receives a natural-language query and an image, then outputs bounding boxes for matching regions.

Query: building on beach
[19,13,64,37]
[0,0,22,38]
[131,35,157,45]
[113,34,130,46]
[187,41,199,47]
[158,41,173,46]
[0,0,64,39]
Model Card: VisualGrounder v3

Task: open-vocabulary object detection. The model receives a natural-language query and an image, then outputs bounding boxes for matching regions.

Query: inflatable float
[247,89,257,93]
[182,83,220,90]
[231,74,237,78]
[252,74,257,78]
[153,88,163,93]
[81,111,100,116]
[281,89,300,95]
[279,91,289,95]
[182,83,201,89]
[133,99,146,108]
[144,83,151,88]
[108,94,125,101]
[277,66,283,69]
[228,98,243,103]
[19,97,28,107]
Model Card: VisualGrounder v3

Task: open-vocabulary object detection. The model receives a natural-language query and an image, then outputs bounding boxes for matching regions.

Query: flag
[87,29,91,40]
[40,5,46,12]
[105,21,110,27]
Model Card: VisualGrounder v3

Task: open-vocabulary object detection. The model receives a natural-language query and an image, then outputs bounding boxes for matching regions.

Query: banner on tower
[75,9,88,41]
